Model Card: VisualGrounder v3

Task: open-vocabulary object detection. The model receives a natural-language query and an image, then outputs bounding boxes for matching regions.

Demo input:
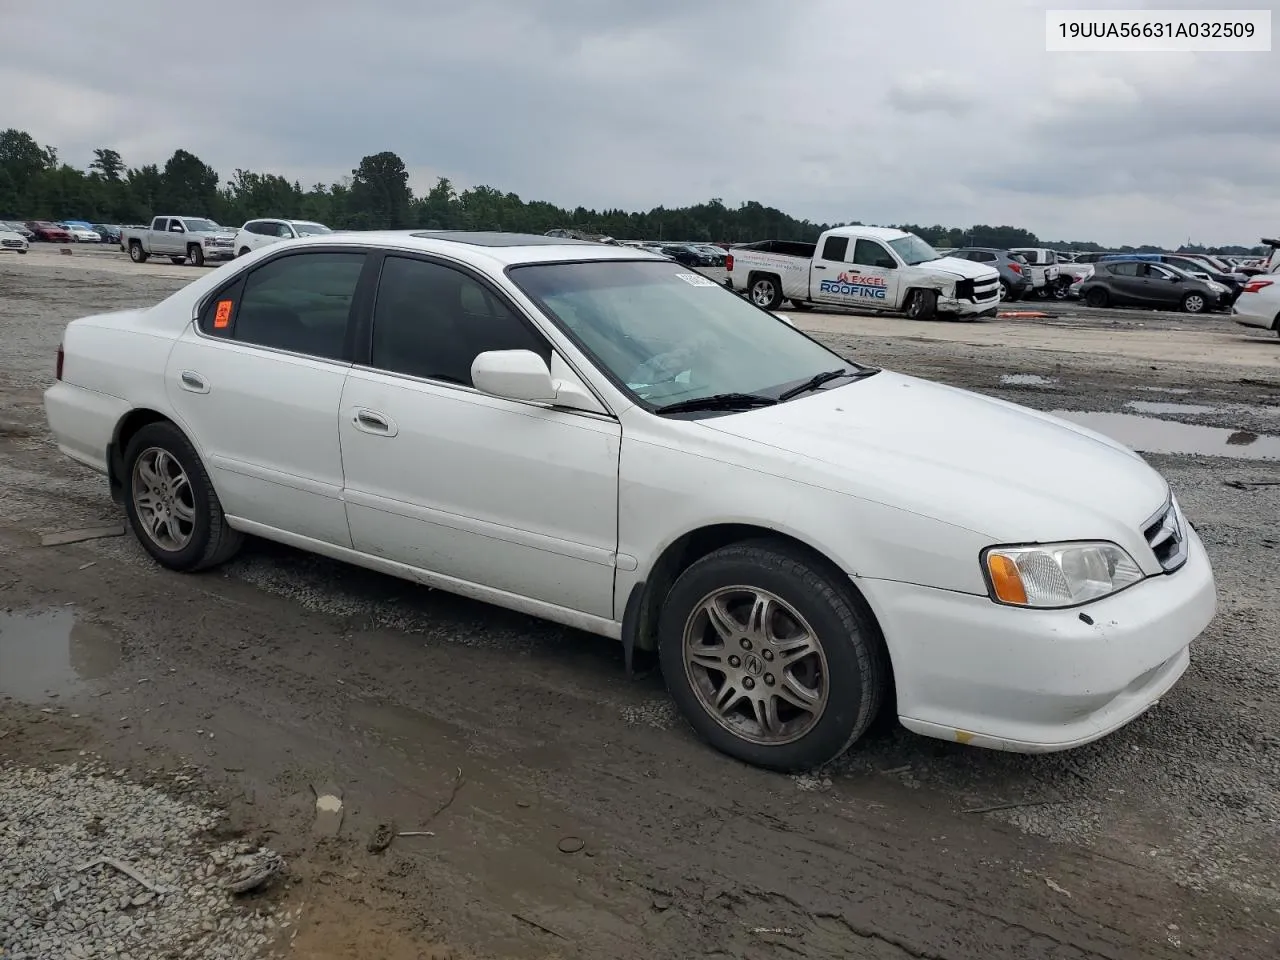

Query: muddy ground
[1,247,1278,959]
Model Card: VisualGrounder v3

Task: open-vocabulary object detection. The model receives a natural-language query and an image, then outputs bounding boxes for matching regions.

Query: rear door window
[198,251,367,360]
[820,236,849,261]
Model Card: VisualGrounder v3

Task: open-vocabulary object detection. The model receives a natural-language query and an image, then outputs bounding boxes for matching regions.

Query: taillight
[56,344,64,380]
[1243,279,1274,294]
[1008,263,1022,274]
[725,253,734,272]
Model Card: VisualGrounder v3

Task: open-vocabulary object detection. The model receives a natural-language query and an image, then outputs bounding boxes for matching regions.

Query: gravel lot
[1,245,1278,959]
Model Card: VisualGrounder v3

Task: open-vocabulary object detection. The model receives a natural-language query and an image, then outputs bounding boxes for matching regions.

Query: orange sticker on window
[213,299,233,329]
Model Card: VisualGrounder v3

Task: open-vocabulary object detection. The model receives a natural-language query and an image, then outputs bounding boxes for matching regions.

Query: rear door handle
[352,408,397,437]
[179,370,209,393]
[814,265,827,270]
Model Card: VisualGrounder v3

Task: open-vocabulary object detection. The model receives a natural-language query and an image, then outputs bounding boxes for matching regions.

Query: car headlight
[982,541,1143,608]
[1206,282,1225,292]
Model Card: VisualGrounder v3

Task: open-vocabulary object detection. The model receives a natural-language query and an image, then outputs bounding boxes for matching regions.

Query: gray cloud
[1,0,1275,246]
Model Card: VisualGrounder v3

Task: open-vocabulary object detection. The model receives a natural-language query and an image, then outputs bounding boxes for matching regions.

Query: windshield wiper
[655,392,779,415]
[777,368,852,401]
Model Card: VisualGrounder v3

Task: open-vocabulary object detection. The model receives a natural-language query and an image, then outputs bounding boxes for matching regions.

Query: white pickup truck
[727,226,1002,320]
[121,216,237,267]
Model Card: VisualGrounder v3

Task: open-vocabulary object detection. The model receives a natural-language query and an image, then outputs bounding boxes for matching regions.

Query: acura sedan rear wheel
[659,540,887,771]
[123,422,242,572]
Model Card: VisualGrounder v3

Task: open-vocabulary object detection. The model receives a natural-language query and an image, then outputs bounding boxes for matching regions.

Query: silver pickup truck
[121,216,236,267]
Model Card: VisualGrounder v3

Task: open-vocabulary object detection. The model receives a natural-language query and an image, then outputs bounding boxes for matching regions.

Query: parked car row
[0,219,126,244]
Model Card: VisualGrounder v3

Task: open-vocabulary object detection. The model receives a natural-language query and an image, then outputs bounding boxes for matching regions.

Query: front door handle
[814,264,827,270]
[352,408,397,437]
[179,370,209,393]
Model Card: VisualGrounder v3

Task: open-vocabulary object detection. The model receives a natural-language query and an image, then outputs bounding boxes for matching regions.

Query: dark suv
[946,248,1032,301]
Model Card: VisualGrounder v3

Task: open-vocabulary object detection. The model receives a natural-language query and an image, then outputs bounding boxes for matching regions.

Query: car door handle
[814,264,826,269]
[352,408,397,436]
[179,370,209,393]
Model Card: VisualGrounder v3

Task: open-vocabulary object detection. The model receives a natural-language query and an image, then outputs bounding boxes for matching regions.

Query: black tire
[1085,287,1109,308]
[749,274,784,310]
[17,249,26,255]
[128,241,148,263]
[238,247,250,258]
[1181,291,1207,314]
[122,421,243,572]
[170,256,186,265]
[905,288,937,320]
[998,280,1013,302]
[786,300,813,311]
[658,540,887,771]
[188,244,205,267]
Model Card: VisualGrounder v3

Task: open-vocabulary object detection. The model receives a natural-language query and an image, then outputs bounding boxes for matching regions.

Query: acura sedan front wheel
[122,421,242,572]
[659,540,887,771]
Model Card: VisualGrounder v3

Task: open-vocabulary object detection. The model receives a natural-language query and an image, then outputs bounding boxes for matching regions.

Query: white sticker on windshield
[675,272,717,287]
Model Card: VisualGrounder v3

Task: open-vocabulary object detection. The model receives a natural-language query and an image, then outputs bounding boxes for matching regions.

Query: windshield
[887,234,940,265]
[293,222,332,236]
[509,259,867,408]
[181,219,220,232]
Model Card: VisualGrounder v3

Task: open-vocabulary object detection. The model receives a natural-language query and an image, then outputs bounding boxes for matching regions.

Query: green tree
[157,149,221,215]
[89,148,125,181]
[348,151,411,229]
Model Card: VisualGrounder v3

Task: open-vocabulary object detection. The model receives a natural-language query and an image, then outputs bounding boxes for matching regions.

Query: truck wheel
[188,245,205,267]
[170,257,186,265]
[659,539,887,772]
[905,289,937,320]
[749,275,784,310]
[128,242,148,263]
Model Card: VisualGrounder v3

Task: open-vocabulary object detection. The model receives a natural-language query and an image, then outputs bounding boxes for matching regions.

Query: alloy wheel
[131,447,196,551]
[682,586,829,746]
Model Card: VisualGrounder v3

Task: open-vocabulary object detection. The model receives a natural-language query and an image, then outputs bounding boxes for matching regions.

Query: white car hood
[702,371,1169,545]
[922,256,999,281]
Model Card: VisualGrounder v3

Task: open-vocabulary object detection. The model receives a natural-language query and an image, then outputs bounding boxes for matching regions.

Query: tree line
[0,129,1263,255]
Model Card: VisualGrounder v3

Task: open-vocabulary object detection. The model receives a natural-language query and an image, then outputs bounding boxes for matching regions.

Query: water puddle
[1125,400,1219,416]
[0,607,121,701]
[1000,374,1057,386]
[1050,411,1280,460]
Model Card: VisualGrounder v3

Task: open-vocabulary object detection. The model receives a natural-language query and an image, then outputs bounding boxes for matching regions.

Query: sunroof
[409,231,594,247]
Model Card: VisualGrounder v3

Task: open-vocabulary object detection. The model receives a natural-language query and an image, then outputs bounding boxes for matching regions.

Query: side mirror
[472,349,556,402]
[170,224,184,233]
[877,261,897,270]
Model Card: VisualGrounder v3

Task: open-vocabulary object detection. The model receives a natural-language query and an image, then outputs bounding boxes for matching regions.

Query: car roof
[826,225,910,241]
[271,230,666,267]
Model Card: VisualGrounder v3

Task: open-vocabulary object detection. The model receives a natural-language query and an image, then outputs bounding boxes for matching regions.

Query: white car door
[165,247,372,547]
[338,252,621,619]
[842,238,903,308]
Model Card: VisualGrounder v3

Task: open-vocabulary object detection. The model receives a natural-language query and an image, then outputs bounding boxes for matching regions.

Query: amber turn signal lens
[986,553,1029,605]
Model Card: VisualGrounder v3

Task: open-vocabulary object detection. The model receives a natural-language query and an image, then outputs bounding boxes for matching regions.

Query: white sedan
[0,227,29,253]
[61,224,103,243]
[1234,276,1280,336]
[43,231,1217,770]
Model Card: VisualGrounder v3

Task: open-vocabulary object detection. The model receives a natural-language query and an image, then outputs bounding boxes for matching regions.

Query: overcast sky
[2,0,1276,246]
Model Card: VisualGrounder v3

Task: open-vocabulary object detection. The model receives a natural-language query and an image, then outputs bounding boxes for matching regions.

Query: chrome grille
[1142,498,1188,573]
[1,239,23,248]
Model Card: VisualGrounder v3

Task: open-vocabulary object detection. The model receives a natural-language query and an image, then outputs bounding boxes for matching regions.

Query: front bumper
[859,525,1216,752]
[201,244,235,261]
